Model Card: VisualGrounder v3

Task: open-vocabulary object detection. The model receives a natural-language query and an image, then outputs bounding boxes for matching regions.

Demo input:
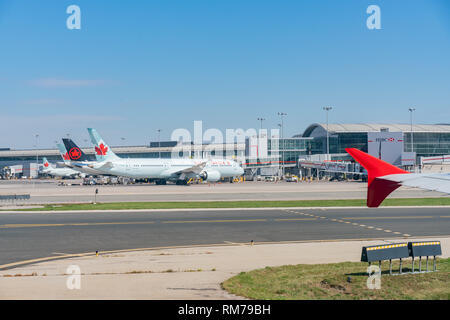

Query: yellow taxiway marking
[297,213,411,237]
[342,216,434,220]
[161,219,267,224]
[0,221,156,229]
[0,217,323,228]
[274,218,317,221]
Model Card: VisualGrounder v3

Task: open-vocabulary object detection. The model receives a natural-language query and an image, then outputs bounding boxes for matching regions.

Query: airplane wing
[380,173,450,194]
[59,162,75,168]
[61,162,88,169]
[167,161,208,176]
[92,162,114,170]
[346,148,450,207]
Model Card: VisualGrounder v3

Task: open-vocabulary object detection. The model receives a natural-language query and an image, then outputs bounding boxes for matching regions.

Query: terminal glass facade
[268,138,311,164]
[404,132,450,156]
[316,133,368,154]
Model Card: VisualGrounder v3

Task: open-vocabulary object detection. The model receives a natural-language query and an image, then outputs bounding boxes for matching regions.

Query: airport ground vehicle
[1,165,24,179]
[82,176,125,185]
[0,167,13,180]
[285,176,299,182]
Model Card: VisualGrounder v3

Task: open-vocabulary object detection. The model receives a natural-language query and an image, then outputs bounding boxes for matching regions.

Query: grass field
[222,258,450,300]
[11,197,450,211]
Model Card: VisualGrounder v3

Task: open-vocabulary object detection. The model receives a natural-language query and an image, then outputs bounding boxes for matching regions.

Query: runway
[1,207,449,268]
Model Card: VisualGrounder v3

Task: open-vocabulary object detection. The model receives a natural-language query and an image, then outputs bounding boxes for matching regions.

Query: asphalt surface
[0,207,449,267]
[0,179,445,204]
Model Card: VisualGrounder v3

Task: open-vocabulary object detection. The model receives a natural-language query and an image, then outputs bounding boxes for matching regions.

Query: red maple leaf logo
[95,143,108,156]
[63,152,70,160]
[69,147,82,160]
[44,162,49,167]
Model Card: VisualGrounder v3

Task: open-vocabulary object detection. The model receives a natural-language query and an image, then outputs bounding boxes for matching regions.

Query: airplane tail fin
[62,139,90,162]
[57,143,70,163]
[42,157,50,168]
[87,128,120,161]
[346,148,409,207]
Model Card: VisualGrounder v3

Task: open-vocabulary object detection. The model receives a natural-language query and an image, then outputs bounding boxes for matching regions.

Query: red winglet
[346,148,409,207]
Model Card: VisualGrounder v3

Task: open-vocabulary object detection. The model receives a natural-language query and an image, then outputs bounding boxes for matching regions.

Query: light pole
[277,112,287,177]
[408,108,415,153]
[256,118,266,160]
[157,129,162,158]
[34,134,39,179]
[409,108,416,171]
[257,117,265,131]
[278,123,282,175]
[323,107,333,159]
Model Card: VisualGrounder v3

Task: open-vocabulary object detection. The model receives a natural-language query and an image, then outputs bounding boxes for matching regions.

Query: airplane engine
[199,170,221,182]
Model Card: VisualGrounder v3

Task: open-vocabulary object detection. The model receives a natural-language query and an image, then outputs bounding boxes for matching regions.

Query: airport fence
[0,194,30,206]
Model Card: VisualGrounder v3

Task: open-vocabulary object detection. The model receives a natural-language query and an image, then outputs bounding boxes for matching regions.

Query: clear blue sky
[0,0,449,148]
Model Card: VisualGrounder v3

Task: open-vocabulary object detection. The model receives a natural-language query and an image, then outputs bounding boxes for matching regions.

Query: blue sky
[0,0,449,148]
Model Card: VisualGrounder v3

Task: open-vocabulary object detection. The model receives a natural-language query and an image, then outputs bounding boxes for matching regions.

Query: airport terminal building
[300,123,450,157]
[1,123,450,178]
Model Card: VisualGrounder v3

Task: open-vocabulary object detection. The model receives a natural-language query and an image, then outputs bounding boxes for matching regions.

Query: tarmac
[0,179,448,299]
[1,206,449,266]
[0,237,448,300]
[0,180,445,204]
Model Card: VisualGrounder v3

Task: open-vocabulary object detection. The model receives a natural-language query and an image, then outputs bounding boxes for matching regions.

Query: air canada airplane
[61,139,104,176]
[87,128,244,184]
[56,143,71,164]
[41,157,79,178]
[346,148,450,207]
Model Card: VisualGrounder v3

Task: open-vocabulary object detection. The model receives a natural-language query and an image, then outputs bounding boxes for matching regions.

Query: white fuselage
[90,158,244,180]
[42,167,79,178]
[62,161,105,176]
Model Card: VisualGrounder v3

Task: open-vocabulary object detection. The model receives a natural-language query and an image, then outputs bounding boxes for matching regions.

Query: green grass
[9,197,450,211]
[221,258,450,300]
